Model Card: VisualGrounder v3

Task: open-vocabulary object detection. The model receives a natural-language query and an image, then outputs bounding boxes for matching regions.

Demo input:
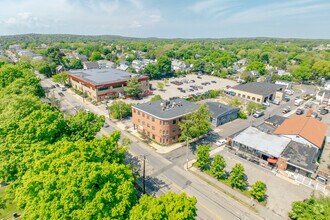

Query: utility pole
[186,136,189,170]
[142,155,146,194]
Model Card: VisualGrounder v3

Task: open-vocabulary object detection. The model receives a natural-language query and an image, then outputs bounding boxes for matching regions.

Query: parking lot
[217,149,313,218]
[148,74,238,101]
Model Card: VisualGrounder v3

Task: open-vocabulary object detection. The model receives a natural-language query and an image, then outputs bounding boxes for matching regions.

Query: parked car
[303,94,311,100]
[50,85,56,89]
[197,76,202,79]
[295,96,300,100]
[296,108,304,115]
[189,80,195,83]
[262,102,270,107]
[272,100,281,105]
[282,106,291,114]
[215,139,226,146]
[318,106,326,112]
[55,84,60,87]
[304,103,312,109]
[211,81,216,83]
[253,111,265,118]
[104,122,110,128]
[311,112,318,118]
[283,96,290,102]
[320,109,329,115]
[58,92,65,97]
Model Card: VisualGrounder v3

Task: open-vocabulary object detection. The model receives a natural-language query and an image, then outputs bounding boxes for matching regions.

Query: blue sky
[0,0,329,39]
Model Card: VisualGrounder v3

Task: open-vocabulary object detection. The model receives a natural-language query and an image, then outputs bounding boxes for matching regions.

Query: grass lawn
[0,186,19,219]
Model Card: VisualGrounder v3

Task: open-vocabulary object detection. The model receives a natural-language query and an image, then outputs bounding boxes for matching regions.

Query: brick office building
[132,98,198,145]
[67,69,149,102]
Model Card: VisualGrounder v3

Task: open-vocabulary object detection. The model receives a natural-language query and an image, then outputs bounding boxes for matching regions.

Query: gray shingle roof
[68,68,146,86]
[281,141,318,173]
[83,62,99,69]
[232,82,285,96]
[206,102,239,118]
[133,98,199,120]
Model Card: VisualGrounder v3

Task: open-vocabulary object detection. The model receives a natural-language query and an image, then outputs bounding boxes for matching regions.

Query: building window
[166,130,168,134]
[133,109,136,113]
[138,111,140,115]
[142,121,145,125]
[142,113,145,117]
[247,96,250,99]
[252,97,255,101]
[257,98,261,102]
[173,119,176,124]
[238,93,241,97]
[152,134,155,139]
[242,95,246,98]
[152,126,155,130]
[172,129,176,133]
[97,87,109,91]
[147,115,150,119]
[112,84,122,89]
[152,117,155,122]
[172,136,176,141]
[147,123,150,128]
[138,119,140,123]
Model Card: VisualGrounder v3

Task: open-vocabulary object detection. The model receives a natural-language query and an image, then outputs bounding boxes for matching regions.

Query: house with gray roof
[83,61,99,70]
[206,102,239,127]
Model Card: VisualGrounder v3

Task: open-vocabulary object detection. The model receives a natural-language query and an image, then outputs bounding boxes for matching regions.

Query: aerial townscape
[0,1,330,220]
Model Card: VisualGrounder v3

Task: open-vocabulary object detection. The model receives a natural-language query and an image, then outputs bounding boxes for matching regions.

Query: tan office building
[231,82,285,104]
[132,98,198,145]
[67,69,149,102]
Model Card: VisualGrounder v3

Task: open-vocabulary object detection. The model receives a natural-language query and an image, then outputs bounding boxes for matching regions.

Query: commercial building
[132,98,199,145]
[67,69,149,102]
[206,102,239,127]
[232,126,291,164]
[277,141,318,177]
[273,116,328,150]
[230,82,285,104]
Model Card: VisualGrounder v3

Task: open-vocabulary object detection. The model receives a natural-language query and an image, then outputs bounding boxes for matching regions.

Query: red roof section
[274,116,328,149]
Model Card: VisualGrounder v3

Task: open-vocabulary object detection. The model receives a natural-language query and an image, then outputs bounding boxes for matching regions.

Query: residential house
[83,61,99,70]
[171,59,191,72]
[118,61,130,71]
[316,90,330,105]
[132,98,199,145]
[98,60,116,69]
[275,80,292,89]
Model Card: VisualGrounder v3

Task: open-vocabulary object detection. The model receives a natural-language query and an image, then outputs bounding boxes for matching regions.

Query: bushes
[108,101,133,120]
[238,110,247,119]
[185,89,221,102]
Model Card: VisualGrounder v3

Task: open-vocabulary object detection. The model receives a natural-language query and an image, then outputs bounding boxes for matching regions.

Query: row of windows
[237,93,261,102]
[137,119,155,130]
[134,109,156,122]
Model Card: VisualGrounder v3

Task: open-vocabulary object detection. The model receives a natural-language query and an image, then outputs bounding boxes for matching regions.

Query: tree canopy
[124,76,142,97]
[289,196,330,220]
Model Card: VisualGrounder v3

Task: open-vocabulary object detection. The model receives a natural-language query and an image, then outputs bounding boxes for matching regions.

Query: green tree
[178,104,211,142]
[52,72,69,85]
[289,196,330,220]
[229,98,242,107]
[196,144,210,170]
[14,135,136,220]
[157,81,165,91]
[211,155,226,180]
[143,63,160,79]
[150,95,162,102]
[312,60,330,79]
[292,65,312,81]
[156,56,172,77]
[246,61,267,75]
[124,76,142,97]
[90,51,102,61]
[108,101,133,120]
[70,59,83,69]
[250,181,267,202]
[65,111,105,141]
[229,163,246,190]
[246,101,264,115]
[129,192,197,220]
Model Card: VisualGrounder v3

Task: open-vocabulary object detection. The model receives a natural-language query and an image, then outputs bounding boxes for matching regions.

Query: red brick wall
[132,108,181,145]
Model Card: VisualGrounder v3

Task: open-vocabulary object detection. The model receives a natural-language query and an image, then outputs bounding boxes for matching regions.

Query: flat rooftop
[133,98,199,120]
[233,126,291,158]
[265,115,286,126]
[282,141,318,173]
[68,68,146,86]
[232,82,284,96]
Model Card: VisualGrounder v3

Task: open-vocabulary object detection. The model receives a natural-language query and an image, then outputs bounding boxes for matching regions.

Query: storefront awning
[267,158,278,164]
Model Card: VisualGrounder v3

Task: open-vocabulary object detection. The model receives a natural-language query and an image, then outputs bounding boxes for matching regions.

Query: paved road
[38,74,267,220]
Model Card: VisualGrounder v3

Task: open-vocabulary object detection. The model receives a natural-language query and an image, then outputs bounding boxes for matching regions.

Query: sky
[0,0,329,39]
